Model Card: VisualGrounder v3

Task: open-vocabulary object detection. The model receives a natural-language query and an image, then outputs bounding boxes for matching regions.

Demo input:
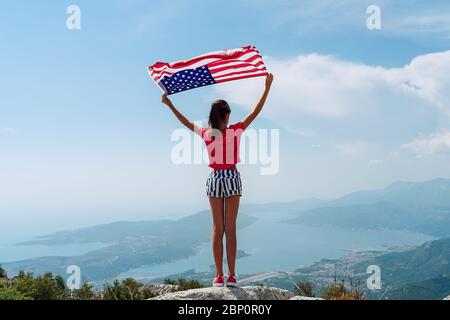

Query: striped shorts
[206,169,242,198]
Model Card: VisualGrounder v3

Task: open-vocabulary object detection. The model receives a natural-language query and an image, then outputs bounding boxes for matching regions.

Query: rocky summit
[149,285,324,300]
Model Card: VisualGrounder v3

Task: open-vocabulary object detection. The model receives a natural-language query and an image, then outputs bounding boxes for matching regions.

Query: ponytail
[209,100,231,130]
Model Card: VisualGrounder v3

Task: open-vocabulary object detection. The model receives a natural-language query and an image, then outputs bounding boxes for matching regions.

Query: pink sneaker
[213,275,225,287]
[226,274,238,287]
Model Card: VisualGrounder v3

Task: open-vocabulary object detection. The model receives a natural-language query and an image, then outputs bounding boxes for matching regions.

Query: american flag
[148,45,268,95]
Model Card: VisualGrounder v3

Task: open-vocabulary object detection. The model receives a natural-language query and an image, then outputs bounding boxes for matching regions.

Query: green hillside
[387,275,450,300]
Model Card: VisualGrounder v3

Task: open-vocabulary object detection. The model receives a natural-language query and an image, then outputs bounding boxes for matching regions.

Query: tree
[12,271,68,300]
[0,266,8,290]
[0,287,32,300]
[103,278,156,300]
[0,265,7,279]
[103,280,124,300]
[322,277,365,300]
[71,282,97,300]
[163,278,204,291]
[294,281,315,297]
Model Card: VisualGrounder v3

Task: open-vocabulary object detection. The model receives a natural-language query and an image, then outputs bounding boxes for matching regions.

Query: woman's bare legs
[224,195,240,277]
[209,197,225,277]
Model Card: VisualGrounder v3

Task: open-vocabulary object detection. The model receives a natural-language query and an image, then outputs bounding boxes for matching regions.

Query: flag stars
[161,66,216,94]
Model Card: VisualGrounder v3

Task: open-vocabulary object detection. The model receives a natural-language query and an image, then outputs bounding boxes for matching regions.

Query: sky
[1,0,450,239]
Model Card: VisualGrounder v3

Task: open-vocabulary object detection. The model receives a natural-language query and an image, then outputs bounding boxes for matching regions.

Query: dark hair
[208,100,231,130]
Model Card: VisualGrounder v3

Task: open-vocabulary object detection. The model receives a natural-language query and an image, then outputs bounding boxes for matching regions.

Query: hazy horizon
[2,175,450,245]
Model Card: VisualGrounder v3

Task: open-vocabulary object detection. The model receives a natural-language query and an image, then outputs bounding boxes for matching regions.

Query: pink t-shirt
[197,122,245,170]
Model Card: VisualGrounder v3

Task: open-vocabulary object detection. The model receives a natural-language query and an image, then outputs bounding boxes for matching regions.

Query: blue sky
[1,0,450,238]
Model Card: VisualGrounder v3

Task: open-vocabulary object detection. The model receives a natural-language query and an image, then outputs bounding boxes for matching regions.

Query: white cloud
[388,13,450,40]
[214,51,450,148]
[402,131,450,157]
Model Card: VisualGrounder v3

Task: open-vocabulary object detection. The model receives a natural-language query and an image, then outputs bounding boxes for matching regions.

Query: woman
[162,73,274,287]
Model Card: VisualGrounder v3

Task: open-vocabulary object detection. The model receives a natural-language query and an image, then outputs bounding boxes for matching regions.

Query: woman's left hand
[162,94,172,107]
[265,73,274,89]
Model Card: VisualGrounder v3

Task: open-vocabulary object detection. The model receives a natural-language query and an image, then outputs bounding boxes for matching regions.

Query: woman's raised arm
[161,94,197,132]
[242,73,273,130]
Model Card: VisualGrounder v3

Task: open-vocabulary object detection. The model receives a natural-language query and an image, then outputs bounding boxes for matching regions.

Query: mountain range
[285,178,450,236]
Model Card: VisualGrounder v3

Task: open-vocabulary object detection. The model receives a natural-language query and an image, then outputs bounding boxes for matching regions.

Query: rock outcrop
[289,295,324,300]
[145,284,179,296]
[150,285,323,300]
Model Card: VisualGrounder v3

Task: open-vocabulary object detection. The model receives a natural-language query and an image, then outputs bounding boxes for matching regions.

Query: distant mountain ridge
[286,178,450,236]
[18,210,258,246]
[330,178,450,207]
